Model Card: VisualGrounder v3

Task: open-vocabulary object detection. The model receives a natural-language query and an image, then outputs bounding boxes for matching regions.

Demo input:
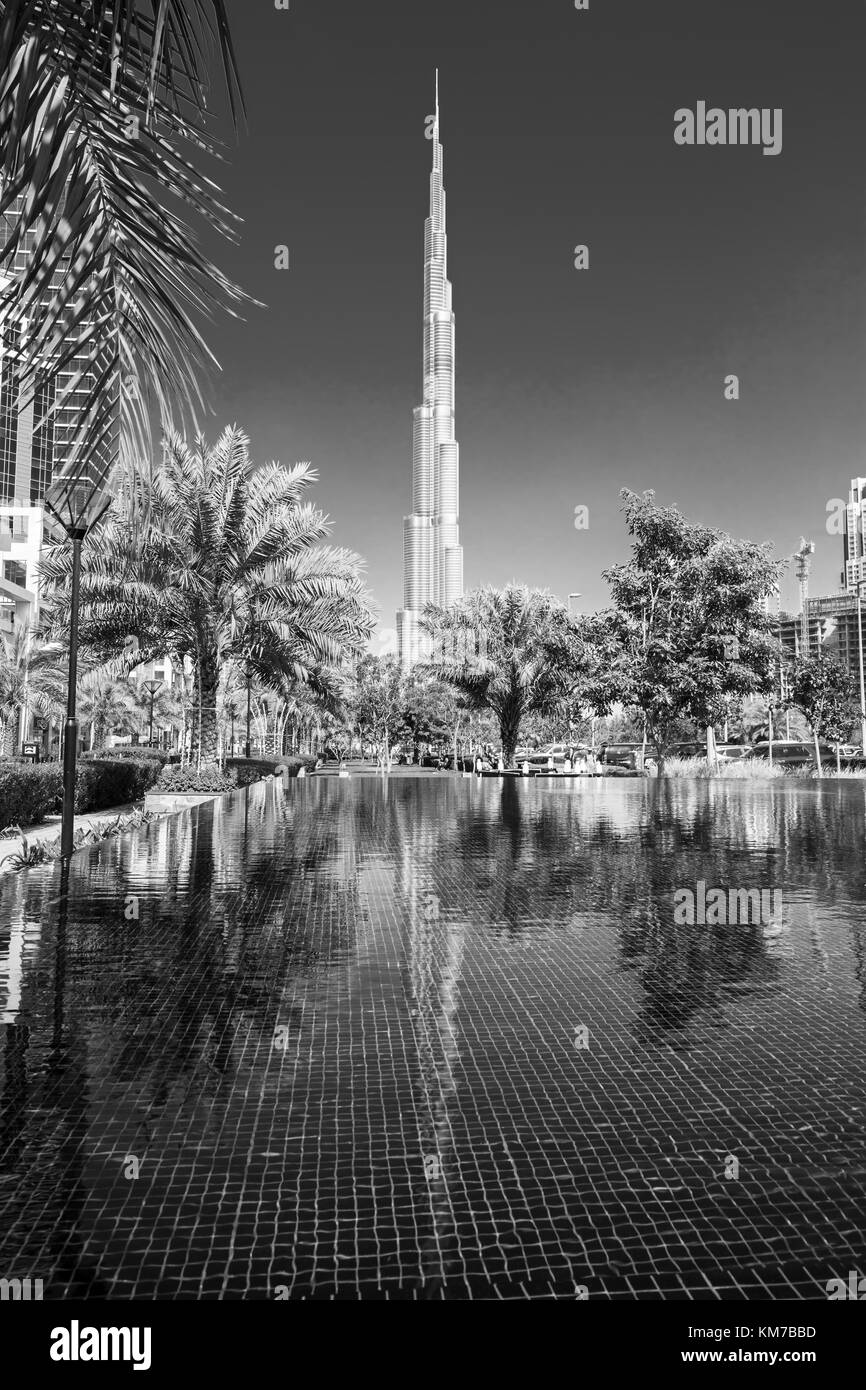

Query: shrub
[656,755,787,780]
[155,762,235,794]
[274,754,319,777]
[75,757,163,812]
[89,746,174,765]
[225,756,282,787]
[0,763,62,828]
[1,808,161,872]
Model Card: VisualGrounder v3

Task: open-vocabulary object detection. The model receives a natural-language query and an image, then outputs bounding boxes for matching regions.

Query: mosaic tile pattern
[1,776,865,1300]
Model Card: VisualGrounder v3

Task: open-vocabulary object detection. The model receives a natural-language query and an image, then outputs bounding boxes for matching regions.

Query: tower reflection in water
[0,776,865,1299]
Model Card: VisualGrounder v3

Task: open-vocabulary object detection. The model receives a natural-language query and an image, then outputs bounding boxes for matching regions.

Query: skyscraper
[397,73,463,668]
[1,193,114,625]
[843,476,866,594]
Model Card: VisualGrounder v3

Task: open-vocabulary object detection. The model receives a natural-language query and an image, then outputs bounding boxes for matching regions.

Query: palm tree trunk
[198,650,219,765]
[499,703,522,769]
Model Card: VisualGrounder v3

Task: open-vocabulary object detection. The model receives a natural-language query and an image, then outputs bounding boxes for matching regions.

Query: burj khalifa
[397,73,463,668]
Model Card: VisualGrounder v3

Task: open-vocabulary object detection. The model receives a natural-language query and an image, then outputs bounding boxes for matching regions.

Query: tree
[0,626,67,755]
[353,656,405,768]
[317,709,355,762]
[125,676,182,748]
[589,491,785,771]
[39,427,374,762]
[791,653,857,774]
[0,1,250,501]
[423,586,578,767]
[78,673,134,750]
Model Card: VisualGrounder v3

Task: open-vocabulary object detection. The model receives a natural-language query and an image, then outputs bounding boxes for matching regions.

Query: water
[1,775,864,1299]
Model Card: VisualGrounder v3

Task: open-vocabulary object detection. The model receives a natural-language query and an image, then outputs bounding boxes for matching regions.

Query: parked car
[716,742,751,762]
[745,740,835,767]
[527,742,571,768]
[665,740,705,759]
[599,742,643,769]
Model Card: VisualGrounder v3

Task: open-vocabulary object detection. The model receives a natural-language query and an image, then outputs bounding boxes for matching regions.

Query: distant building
[0,571,35,643]
[397,74,464,668]
[0,192,106,625]
[778,594,866,678]
[843,476,866,594]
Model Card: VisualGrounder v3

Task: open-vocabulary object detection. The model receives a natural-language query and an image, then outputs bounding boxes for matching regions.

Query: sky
[193,0,866,638]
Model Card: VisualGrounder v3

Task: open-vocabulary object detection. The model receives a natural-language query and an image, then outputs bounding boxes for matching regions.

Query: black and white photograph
[0,0,864,1365]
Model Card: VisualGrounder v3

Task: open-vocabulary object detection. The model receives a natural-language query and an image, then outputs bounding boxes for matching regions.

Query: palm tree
[123,675,182,748]
[0,625,67,755]
[423,586,577,768]
[0,2,250,499]
[78,672,134,751]
[39,427,374,763]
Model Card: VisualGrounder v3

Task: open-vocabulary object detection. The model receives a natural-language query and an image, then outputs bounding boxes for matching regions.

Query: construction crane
[793,538,815,657]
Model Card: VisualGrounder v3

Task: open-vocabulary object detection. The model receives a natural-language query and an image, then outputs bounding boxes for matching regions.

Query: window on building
[30,375,56,503]
[0,355,18,503]
[3,559,27,587]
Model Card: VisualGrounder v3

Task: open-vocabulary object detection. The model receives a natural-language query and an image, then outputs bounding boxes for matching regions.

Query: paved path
[0,801,139,873]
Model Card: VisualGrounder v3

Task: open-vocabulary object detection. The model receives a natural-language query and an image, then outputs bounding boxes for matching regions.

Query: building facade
[397,75,464,668]
[844,476,866,594]
[0,194,86,631]
[778,594,866,682]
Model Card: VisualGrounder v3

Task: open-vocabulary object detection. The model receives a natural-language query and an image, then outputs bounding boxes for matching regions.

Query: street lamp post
[142,678,163,747]
[44,473,112,863]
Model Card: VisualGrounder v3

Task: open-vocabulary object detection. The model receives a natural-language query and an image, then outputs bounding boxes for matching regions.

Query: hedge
[75,757,163,812]
[155,763,236,793]
[274,754,319,777]
[0,755,162,828]
[225,756,284,787]
[0,763,62,829]
[86,746,176,766]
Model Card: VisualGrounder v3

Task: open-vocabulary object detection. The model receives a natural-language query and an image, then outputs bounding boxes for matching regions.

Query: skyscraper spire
[397,75,464,669]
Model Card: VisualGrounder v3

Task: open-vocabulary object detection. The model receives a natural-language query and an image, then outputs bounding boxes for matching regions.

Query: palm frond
[0,1,255,510]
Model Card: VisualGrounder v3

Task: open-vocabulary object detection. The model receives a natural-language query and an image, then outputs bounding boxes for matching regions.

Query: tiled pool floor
[1,776,865,1299]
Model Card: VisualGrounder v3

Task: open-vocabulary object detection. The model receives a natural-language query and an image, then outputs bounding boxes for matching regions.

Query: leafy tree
[353,655,405,767]
[791,653,858,773]
[423,586,579,767]
[588,491,785,770]
[39,428,373,763]
[396,672,455,762]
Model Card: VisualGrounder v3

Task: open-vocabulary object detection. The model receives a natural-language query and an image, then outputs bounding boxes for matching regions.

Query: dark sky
[195,0,866,637]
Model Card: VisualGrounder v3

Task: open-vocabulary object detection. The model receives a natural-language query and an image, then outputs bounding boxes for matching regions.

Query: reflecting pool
[1,776,865,1299]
